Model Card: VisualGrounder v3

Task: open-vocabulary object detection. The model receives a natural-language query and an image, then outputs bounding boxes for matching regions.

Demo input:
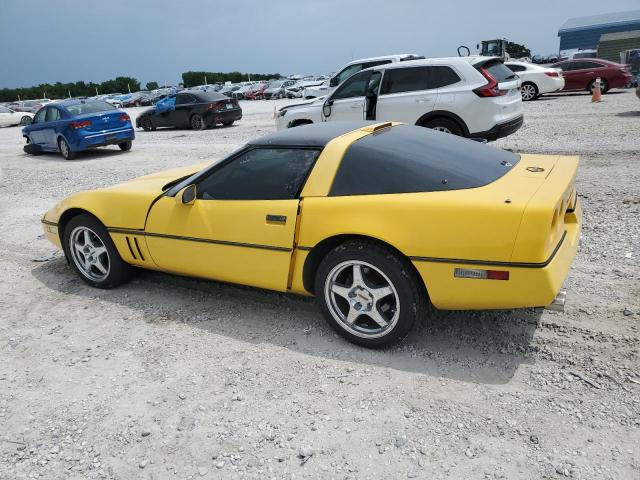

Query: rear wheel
[141,117,155,131]
[190,114,206,130]
[20,116,32,126]
[58,137,75,160]
[118,140,132,151]
[588,78,608,94]
[315,241,425,348]
[62,214,133,288]
[423,118,463,136]
[520,82,538,101]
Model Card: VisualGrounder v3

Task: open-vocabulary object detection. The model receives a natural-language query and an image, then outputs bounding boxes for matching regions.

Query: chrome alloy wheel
[69,226,110,281]
[324,261,400,339]
[521,83,537,101]
[431,126,452,134]
[59,139,70,157]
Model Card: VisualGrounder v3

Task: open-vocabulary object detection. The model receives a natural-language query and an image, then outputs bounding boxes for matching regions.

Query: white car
[0,105,34,127]
[505,61,565,101]
[286,80,326,98]
[277,56,523,141]
[302,53,424,99]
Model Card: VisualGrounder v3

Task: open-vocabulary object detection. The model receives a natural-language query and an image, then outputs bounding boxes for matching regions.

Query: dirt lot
[1,92,639,480]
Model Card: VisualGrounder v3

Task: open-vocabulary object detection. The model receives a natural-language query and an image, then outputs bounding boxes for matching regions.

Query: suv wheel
[315,241,425,348]
[424,118,463,136]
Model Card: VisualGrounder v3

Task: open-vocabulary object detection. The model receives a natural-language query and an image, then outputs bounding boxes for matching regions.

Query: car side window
[428,66,462,88]
[556,62,572,72]
[581,61,604,69]
[196,148,320,201]
[45,108,60,122]
[332,71,372,100]
[380,67,430,95]
[507,64,526,72]
[334,64,364,86]
[175,94,195,105]
[33,109,46,124]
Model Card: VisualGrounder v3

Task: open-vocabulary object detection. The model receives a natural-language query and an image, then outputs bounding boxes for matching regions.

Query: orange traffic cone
[591,78,602,103]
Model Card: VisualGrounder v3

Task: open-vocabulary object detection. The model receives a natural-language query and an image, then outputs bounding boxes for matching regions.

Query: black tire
[222,120,234,127]
[423,118,463,136]
[520,82,539,101]
[314,241,426,348]
[62,214,133,288]
[588,78,608,94]
[141,117,155,131]
[20,116,32,126]
[23,137,42,155]
[190,114,206,130]
[118,140,132,151]
[58,137,76,160]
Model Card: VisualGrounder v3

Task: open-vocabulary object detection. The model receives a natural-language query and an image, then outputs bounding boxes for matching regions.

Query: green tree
[506,41,531,59]
[146,81,159,90]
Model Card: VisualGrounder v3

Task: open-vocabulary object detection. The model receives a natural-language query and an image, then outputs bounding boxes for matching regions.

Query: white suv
[302,53,424,99]
[278,57,524,141]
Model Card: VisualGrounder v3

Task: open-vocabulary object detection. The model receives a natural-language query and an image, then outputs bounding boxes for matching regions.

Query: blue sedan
[22,100,135,160]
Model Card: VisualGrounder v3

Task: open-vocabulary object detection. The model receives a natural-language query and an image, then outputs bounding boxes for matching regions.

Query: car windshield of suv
[65,101,116,116]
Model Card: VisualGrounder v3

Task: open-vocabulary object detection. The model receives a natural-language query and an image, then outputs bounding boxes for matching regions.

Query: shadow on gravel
[32,259,541,385]
[22,148,132,162]
[617,111,640,118]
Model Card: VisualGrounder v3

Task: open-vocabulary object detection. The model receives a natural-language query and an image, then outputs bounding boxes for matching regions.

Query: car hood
[44,163,208,230]
[279,97,325,113]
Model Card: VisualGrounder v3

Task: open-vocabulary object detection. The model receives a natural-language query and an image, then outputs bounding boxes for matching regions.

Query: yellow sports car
[42,122,581,347]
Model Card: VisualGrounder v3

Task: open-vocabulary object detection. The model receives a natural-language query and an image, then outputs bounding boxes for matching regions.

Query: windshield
[269,81,284,88]
[65,101,117,116]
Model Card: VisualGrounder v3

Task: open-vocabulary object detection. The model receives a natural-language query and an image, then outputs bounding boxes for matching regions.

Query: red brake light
[487,270,510,281]
[207,102,224,110]
[544,71,559,77]
[70,120,92,129]
[473,68,507,97]
[120,114,130,122]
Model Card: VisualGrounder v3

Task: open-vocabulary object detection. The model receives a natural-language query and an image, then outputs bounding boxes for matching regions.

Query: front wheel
[589,78,608,94]
[315,241,426,348]
[520,82,538,101]
[62,214,133,288]
[141,117,155,131]
[190,114,206,130]
[58,137,76,160]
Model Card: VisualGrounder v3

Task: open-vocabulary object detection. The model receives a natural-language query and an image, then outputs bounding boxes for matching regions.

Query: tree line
[0,71,281,102]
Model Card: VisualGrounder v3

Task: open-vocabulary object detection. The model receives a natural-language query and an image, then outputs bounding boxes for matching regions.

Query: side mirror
[322,101,332,118]
[180,184,197,205]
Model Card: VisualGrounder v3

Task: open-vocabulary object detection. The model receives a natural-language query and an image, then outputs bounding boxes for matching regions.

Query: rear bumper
[413,199,581,310]
[203,109,242,125]
[471,115,523,141]
[75,127,135,150]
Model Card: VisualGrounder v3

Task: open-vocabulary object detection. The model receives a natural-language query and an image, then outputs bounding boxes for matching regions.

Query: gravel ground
[0,92,638,480]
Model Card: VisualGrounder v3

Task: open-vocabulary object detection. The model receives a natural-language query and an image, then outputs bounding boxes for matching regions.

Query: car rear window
[329,124,520,197]
[481,60,517,82]
[66,101,116,116]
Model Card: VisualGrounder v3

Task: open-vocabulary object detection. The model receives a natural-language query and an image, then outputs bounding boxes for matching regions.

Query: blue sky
[1,0,638,88]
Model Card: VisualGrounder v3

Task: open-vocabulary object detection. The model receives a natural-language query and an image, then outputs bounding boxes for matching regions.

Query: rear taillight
[70,120,91,129]
[207,102,223,110]
[120,114,130,122]
[473,68,507,97]
[544,71,560,77]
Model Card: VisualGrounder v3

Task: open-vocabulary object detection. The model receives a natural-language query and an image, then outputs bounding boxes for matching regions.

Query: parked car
[278,56,523,141]
[219,84,241,97]
[231,84,255,100]
[22,100,134,160]
[569,50,597,60]
[263,80,296,99]
[11,99,52,113]
[0,106,34,127]
[40,121,581,347]
[286,80,325,98]
[551,58,633,93]
[244,82,268,100]
[121,91,153,107]
[303,54,424,99]
[505,61,565,101]
[136,90,242,131]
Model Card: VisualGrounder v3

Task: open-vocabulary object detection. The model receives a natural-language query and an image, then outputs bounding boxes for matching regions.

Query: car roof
[249,121,375,148]
[362,56,500,72]
[343,53,422,66]
[48,99,109,108]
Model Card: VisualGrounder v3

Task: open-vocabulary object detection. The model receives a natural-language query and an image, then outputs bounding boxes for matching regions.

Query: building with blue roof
[558,10,640,54]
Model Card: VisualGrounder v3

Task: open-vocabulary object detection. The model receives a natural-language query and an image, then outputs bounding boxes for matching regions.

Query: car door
[375,66,438,123]
[41,107,64,149]
[27,108,48,146]
[144,147,320,291]
[154,95,176,127]
[322,70,375,122]
[556,62,582,90]
[170,93,197,127]
[0,106,12,126]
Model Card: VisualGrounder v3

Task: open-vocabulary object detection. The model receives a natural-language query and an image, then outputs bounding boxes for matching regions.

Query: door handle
[415,98,431,103]
[266,214,287,224]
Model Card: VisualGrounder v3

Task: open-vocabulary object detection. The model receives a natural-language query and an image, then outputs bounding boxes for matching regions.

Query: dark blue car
[22,100,135,160]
